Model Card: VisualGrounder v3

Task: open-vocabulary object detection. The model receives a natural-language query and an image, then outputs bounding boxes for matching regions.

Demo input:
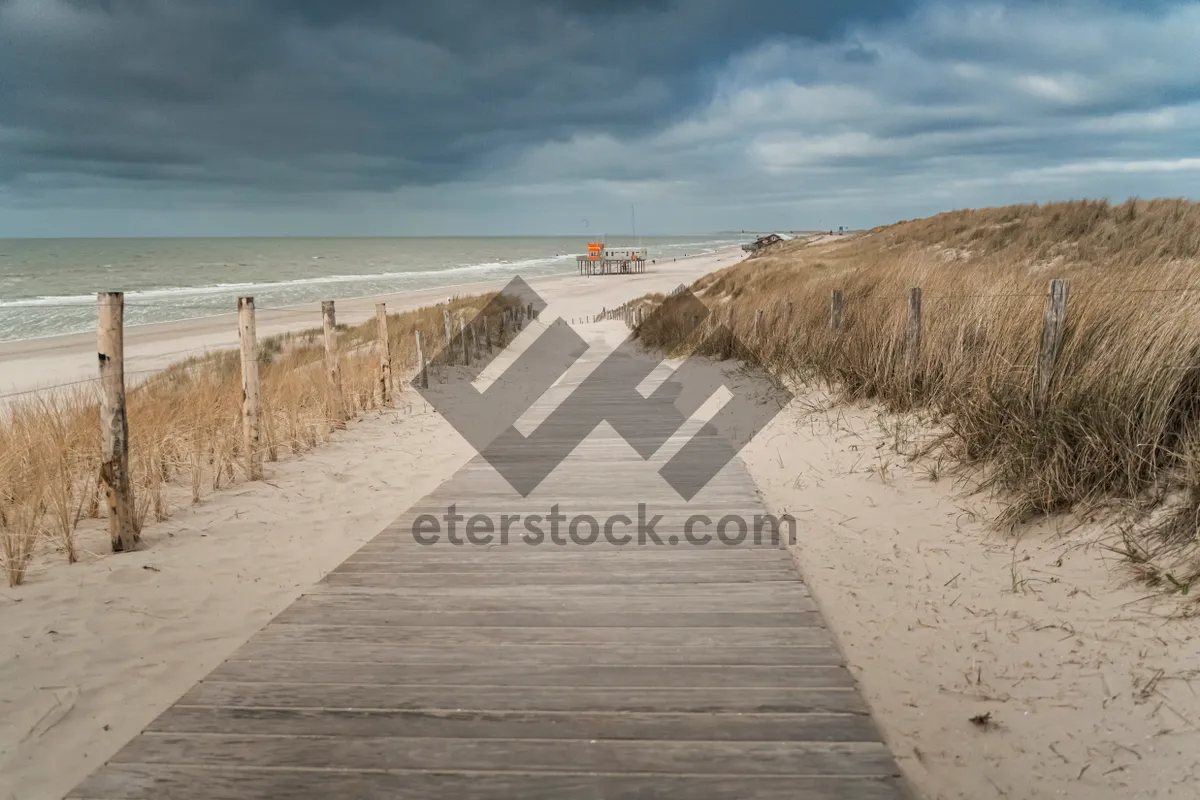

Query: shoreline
[0,248,739,399]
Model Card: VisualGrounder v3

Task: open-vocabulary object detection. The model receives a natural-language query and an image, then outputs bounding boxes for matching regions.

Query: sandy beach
[0,250,741,400]
[741,390,1200,800]
[0,248,745,799]
[4,242,1198,800]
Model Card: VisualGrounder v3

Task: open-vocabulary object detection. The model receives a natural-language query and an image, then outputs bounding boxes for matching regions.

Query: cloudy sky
[1,0,1198,237]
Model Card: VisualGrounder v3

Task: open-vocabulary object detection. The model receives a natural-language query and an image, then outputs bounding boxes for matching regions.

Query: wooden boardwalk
[69,326,907,799]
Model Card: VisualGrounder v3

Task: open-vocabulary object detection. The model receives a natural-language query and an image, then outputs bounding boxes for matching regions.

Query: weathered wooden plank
[359,540,788,553]
[370,517,779,532]
[387,504,776,518]
[113,734,898,777]
[370,513,784,525]
[205,661,853,688]
[178,683,867,714]
[394,494,768,504]
[338,557,797,572]
[228,641,841,667]
[253,624,831,648]
[70,764,906,800]
[372,523,787,537]
[379,509,780,520]
[271,608,822,628]
[337,545,793,561]
[280,592,818,615]
[307,581,810,602]
[307,586,810,605]
[148,707,883,743]
[341,547,790,563]
[331,560,795,575]
[320,570,801,587]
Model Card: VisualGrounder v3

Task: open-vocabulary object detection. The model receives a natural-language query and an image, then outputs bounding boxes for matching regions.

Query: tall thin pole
[376,303,393,407]
[459,314,470,367]
[1037,279,1070,406]
[322,301,346,429]
[415,330,429,389]
[830,290,845,332]
[238,296,262,481]
[906,288,923,374]
[98,292,137,552]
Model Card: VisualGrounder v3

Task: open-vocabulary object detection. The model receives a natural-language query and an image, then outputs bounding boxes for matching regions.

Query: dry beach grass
[0,291,518,586]
[636,199,1200,595]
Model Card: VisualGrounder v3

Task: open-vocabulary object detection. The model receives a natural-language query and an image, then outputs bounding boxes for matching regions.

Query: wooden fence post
[754,309,763,339]
[376,303,393,407]
[906,288,923,371]
[484,317,492,350]
[238,296,262,481]
[459,314,470,366]
[1037,279,1070,404]
[830,290,845,332]
[97,292,137,552]
[441,309,453,364]
[322,301,346,429]
[415,330,429,389]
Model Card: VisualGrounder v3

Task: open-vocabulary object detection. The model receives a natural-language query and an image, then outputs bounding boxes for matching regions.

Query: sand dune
[742,390,1200,800]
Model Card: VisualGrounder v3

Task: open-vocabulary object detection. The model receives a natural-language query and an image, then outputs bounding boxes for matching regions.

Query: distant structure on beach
[742,232,795,253]
[576,242,648,276]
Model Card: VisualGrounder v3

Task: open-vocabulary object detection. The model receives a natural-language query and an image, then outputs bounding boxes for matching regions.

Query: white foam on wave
[0,238,741,341]
[0,253,581,309]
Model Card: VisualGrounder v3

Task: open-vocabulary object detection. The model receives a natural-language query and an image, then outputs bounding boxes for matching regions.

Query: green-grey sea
[0,236,744,342]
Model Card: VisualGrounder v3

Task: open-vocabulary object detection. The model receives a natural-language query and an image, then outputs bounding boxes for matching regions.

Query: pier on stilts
[577,242,648,276]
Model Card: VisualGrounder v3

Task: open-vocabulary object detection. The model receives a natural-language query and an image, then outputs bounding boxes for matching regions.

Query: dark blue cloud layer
[0,0,1198,235]
[0,0,914,192]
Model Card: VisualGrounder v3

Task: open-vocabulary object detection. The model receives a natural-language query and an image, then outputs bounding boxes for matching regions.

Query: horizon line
[0,232,762,241]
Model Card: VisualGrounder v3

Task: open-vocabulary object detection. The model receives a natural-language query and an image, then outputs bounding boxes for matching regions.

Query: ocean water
[0,236,744,342]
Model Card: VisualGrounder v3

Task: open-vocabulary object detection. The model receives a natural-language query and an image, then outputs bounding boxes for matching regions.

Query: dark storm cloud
[0,0,914,194]
[2,0,1200,237]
